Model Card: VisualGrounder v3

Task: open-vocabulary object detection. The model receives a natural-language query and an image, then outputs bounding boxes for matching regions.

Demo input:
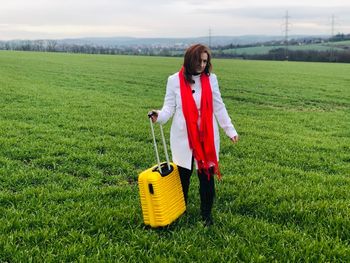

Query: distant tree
[47,40,57,52]
[33,40,45,51]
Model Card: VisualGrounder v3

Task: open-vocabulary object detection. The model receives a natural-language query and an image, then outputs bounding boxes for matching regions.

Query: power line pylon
[284,10,291,61]
[208,27,212,48]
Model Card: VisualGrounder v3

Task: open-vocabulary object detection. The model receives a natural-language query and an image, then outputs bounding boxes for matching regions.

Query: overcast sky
[1,0,350,40]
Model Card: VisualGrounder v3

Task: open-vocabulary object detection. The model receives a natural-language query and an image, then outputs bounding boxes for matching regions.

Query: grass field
[0,50,350,262]
[221,42,348,55]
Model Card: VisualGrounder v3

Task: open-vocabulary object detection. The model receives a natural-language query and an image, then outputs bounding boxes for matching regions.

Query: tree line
[1,35,350,63]
[215,48,350,63]
[0,40,164,55]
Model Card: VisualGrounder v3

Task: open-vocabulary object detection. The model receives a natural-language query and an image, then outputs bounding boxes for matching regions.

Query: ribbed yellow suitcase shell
[138,162,186,227]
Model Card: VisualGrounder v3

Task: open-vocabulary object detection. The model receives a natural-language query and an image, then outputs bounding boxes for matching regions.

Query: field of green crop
[1,50,350,261]
[222,43,346,55]
[330,40,350,46]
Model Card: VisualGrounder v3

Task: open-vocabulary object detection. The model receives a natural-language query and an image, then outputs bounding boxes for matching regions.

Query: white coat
[157,72,237,170]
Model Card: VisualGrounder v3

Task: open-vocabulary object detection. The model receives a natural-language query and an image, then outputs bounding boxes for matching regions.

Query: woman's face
[195,52,208,74]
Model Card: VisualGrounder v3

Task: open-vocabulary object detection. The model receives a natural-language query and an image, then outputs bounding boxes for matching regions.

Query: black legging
[178,160,215,218]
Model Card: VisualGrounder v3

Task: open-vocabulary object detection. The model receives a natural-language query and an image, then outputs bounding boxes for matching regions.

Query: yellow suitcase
[138,119,186,227]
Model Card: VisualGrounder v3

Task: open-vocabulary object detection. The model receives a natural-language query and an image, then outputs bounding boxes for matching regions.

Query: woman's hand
[148,110,158,123]
[231,135,239,143]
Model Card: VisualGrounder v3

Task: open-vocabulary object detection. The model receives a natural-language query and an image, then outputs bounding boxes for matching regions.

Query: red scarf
[179,67,221,180]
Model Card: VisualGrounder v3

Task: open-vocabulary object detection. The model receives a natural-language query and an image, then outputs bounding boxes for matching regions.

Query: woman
[149,44,238,226]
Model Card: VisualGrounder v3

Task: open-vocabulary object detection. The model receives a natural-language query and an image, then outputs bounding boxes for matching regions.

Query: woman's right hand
[148,110,158,123]
[231,135,239,143]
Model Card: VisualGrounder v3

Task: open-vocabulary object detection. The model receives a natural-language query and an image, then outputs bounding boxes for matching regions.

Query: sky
[0,0,350,40]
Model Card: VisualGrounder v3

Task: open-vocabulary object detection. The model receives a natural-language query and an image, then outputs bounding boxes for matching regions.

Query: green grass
[0,51,350,261]
[329,40,350,46]
[222,43,347,55]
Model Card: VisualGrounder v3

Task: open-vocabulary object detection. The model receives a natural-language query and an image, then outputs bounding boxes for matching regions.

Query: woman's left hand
[231,135,239,143]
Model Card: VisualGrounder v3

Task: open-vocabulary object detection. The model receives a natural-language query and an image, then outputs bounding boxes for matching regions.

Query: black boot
[200,195,214,226]
[202,214,214,227]
[198,169,215,226]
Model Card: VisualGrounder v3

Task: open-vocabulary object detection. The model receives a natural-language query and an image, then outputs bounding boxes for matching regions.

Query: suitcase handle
[152,162,174,177]
[149,117,171,175]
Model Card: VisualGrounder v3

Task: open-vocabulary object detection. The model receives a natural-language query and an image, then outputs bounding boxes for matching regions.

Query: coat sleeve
[211,74,238,139]
[156,75,176,124]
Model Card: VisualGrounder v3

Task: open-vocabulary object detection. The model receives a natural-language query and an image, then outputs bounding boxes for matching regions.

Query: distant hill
[56,35,323,47]
[4,34,349,62]
[1,35,330,49]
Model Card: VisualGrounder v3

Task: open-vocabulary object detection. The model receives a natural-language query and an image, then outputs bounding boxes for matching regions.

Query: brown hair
[183,44,212,84]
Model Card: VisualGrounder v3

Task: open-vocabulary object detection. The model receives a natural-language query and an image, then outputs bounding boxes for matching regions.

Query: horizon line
[0,33,337,42]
